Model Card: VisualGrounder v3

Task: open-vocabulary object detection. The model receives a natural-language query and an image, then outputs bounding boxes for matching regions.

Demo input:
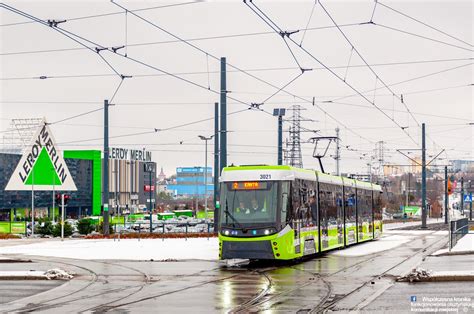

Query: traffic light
[447,180,453,195]
[63,194,70,205]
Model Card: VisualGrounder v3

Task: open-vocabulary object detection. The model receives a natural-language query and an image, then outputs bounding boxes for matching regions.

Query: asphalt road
[0,229,472,313]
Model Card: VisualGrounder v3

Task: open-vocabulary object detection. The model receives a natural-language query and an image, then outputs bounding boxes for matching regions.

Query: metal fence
[450,218,469,249]
[103,221,215,239]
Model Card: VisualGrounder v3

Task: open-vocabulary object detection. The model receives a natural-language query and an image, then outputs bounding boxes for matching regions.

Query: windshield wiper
[224,199,244,230]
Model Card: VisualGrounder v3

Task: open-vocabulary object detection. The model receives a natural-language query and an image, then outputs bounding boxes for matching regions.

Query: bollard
[207,223,210,240]
[162,223,165,241]
[138,223,141,242]
[185,224,188,241]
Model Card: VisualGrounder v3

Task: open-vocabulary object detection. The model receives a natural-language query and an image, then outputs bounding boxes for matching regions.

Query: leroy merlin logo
[20,126,67,185]
[5,123,77,191]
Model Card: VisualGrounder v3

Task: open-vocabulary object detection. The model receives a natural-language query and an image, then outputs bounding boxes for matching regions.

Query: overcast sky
[1,0,472,176]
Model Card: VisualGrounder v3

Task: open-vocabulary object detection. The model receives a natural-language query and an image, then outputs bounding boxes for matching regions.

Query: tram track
[226,231,448,313]
[2,257,155,313]
[309,232,448,313]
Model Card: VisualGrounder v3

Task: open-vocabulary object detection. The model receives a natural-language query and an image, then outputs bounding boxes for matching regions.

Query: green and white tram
[218,165,383,261]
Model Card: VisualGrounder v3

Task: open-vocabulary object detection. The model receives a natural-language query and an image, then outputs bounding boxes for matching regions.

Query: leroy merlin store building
[0,148,156,233]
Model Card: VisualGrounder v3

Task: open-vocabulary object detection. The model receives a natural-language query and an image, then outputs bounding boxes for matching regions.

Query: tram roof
[221,165,382,191]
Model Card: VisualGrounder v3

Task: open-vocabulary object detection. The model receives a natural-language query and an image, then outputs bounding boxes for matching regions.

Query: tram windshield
[219,181,285,226]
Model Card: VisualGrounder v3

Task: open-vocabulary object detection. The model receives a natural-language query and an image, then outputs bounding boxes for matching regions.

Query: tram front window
[220,181,285,228]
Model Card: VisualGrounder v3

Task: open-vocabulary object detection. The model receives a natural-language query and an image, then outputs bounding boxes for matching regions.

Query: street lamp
[198,135,214,211]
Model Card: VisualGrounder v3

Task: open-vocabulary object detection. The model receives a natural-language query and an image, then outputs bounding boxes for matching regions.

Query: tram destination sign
[5,122,77,191]
[110,147,152,162]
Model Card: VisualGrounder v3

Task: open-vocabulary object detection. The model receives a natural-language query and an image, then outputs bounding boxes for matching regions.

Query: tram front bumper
[221,239,275,260]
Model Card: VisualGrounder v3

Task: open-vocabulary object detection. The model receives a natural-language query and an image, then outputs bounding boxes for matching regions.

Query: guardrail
[450,218,469,250]
[101,222,215,240]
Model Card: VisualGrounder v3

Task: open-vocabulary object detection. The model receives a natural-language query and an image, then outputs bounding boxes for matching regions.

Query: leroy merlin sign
[5,123,77,191]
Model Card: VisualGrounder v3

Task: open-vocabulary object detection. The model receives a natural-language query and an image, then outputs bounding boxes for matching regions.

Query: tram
[218,165,383,261]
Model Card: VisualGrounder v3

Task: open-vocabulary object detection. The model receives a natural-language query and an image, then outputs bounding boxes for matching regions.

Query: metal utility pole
[278,115,283,165]
[199,135,214,210]
[144,162,155,232]
[52,168,55,223]
[469,181,472,220]
[335,127,340,175]
[444,166,448,224]
[273,108,286,165]
[31,171,34,236]
[220,57,227,173]
[421,123,427,229]
[213,102,219,227]
[61,193,65,241]
[149,169,152,231]
[103,99,110,235]
[460,177,464,216]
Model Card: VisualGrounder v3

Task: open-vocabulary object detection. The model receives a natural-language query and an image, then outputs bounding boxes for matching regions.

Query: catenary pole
[220,57,227,173]
[421,123,427,229]
[52,170,55,223]
[204,139,208,210]
[469,181,472,220]
[444,166,448,224]
[460,177,464,216]
[149,169,152,232]
[61,193,65,241]
[103,99,110,235]
[335,127,340,175]
[278,115,283,165]
[214,102,219,229]
[31,171,34,236]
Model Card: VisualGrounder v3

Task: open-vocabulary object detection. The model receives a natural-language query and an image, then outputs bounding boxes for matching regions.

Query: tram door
[291,180,315,255]
[291,180,302,254]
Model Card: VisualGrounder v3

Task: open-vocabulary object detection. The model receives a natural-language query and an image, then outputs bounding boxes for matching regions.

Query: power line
[374,23,473,53]
[1,4,123,78]
[319,1,421,129]
[56,108,249,145]
[328,62,473,103]
[0,1,203,27]
[108,1,373,144]
[0,22,364,57]
[377,1,473,48]
[246,1,417,145]
[48,107,104,125]
[2,58,471,81]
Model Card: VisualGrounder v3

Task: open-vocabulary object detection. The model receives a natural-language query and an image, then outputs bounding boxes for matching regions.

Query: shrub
[36,221,54,236]
[77,219,94,235]
[52,221,73,237]
[98,221,113,235]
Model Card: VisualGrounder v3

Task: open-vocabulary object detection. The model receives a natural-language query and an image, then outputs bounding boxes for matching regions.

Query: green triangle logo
[25,147,62,185]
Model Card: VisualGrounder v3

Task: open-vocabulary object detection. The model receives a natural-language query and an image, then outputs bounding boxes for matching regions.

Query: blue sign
[411,296,417,302]
[464,194,472,203]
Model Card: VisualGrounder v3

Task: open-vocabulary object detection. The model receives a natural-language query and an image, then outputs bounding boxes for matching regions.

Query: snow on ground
[384,230,434,235]
[330,234,413,257]
[432,233,474,256]
[383,218,441,230]
[451,233,474,252]
[0,271,46,277]
[0,238,219,261]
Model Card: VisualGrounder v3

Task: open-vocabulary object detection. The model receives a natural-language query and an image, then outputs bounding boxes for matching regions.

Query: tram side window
[280,181,290,225]
[365,189,373,223]
[319,183,338,233]
[374,191,383,221]
[357,189,372,225]
[291,179,315,227]
[344,187,356,224]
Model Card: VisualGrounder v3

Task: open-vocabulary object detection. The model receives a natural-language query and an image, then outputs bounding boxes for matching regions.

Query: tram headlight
[264,229,270,235]
[224,230,230,236]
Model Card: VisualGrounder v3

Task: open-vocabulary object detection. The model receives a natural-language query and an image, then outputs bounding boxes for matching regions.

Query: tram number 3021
[260,174,271,180]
